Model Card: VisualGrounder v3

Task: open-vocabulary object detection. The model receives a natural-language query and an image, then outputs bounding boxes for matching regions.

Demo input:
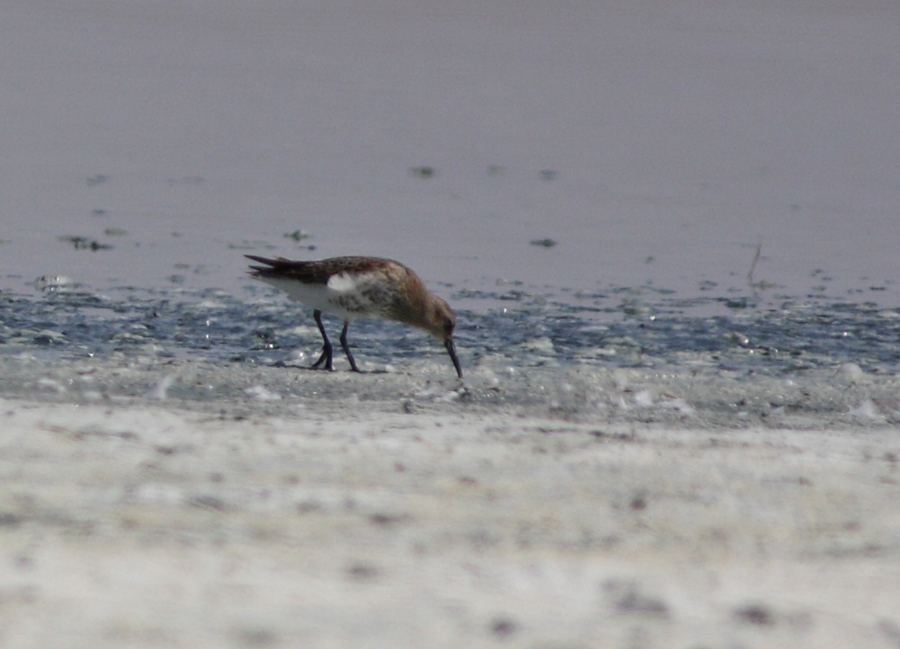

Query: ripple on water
[2,286,900,424]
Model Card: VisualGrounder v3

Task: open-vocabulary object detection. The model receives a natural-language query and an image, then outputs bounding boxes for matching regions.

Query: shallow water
[6,280,900,372]
[3,281,899,427]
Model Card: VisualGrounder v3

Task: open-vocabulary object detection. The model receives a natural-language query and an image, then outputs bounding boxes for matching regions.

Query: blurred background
[2,0,899,307]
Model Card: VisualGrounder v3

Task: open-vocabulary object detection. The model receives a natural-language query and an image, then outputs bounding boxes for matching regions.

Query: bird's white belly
[259,272,388,321]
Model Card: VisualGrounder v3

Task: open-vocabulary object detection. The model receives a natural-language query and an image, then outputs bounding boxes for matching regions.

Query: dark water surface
[2,282,899,375]
[2,281,900,430]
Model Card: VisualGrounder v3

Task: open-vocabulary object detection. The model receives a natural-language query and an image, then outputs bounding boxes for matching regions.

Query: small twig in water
[747,243,762,285]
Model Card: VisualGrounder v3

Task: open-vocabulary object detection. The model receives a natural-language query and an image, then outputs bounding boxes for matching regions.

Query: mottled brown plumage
[246,255,462,377]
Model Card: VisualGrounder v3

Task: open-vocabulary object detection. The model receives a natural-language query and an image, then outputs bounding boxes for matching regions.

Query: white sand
[1,397,898,648]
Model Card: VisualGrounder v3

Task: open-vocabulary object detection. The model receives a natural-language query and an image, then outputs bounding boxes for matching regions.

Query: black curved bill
[444,338,463,378]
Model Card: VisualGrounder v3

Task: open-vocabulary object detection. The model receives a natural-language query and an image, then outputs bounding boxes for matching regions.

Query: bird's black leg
[310,309,334,370]
[340,320,361,372]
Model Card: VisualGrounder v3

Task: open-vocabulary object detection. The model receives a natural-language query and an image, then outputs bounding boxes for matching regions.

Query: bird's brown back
[246,255,402,285]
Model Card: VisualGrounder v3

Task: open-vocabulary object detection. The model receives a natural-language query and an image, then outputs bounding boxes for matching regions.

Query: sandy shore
[1,394,898,648]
